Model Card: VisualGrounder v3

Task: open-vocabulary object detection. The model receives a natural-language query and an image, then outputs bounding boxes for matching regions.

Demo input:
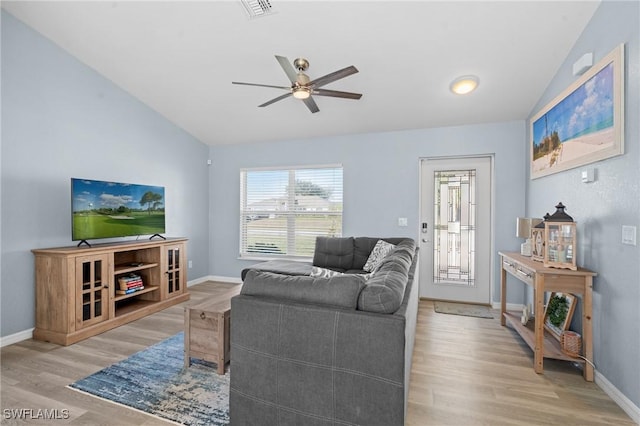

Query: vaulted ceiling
[2,1,601,145]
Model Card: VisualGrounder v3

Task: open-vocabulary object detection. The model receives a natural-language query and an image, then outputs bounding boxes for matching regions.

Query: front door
[419,157,492,304]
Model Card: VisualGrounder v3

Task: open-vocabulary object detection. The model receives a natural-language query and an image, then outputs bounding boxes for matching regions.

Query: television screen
[72,178,166,241]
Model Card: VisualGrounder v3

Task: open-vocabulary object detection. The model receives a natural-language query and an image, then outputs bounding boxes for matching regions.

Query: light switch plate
[622,225,637,246]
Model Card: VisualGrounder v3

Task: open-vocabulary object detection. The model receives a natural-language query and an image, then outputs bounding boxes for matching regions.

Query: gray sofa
[230,237,420,426]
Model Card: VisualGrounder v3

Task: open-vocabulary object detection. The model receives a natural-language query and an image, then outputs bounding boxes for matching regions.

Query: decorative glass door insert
[75,254,109,328]
[433,169,476,286]
[166,246,182,296]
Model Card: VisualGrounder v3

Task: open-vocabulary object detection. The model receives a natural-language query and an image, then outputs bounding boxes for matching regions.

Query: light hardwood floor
[1,281,635,425]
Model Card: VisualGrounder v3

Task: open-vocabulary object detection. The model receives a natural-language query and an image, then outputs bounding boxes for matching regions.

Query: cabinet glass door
[165,246,183,297]
[76,254,109,328]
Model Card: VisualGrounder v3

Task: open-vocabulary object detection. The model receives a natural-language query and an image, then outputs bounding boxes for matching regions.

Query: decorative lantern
[531,213,550,262]
[543,202,577,270]
[517,217,543,256]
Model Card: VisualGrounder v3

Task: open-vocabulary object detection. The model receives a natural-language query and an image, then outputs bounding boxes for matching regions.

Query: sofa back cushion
[357,239,416,314]
[357,270,409,314]
[312,237,355,272]
[242,269,365,309]
[352,237,410,270]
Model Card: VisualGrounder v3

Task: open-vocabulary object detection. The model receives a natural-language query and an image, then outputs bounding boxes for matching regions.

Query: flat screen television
[72,178,166,246]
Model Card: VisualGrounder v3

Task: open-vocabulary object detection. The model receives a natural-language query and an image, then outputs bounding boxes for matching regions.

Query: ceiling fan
[232,55,362,113]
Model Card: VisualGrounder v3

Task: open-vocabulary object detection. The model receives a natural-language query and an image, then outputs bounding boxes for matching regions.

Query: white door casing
[419,156,493,304]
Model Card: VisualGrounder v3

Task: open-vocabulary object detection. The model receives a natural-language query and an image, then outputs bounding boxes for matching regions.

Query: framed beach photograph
[530,44,625,179]
[543,292,577,341]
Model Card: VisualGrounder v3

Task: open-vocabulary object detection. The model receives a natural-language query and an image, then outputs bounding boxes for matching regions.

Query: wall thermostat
[581,169,595,183]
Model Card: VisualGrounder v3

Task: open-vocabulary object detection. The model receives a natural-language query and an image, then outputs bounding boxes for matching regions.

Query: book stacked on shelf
[117,273,144,295]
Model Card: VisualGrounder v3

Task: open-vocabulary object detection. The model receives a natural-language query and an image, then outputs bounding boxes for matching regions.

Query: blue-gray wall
[527,0,639,411]
[209,122,527,299]
[1,11,211,337]
[2,0,638,416]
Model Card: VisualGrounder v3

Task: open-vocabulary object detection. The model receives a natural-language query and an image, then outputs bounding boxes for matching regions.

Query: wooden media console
[32,238,189,345]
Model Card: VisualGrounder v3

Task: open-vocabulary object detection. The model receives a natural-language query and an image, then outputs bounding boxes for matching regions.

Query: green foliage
[533,131,562,161]
[547,294,569,327]
[287,180,332,199]
[72,211,165,240]
[139,191,164,215]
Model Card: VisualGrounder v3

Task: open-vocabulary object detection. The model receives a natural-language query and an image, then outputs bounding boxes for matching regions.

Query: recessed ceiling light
[450,75,479,95]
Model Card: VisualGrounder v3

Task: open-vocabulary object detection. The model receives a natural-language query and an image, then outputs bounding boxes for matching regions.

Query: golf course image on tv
[72,178,165,241]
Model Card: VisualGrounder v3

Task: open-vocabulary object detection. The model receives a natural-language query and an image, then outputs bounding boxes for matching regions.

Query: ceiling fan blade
[259,92,293,107]
[313,89,362,100]
[275,55,298,84]
[303,96,320,113]
[308,66,358,88]
[232,81,291,90]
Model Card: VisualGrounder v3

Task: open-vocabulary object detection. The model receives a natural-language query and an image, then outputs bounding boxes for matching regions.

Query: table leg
[217,312,225,375]
[533,274,545,374]
[500,261,507,326]
[583,276,594,381]
[184,308,191,368]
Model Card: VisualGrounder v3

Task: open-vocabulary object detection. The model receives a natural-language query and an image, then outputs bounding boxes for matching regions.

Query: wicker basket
[561,331,582,357]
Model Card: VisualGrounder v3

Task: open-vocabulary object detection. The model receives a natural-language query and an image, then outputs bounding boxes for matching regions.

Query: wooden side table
[499,251,597,381]
[184,285,242,374]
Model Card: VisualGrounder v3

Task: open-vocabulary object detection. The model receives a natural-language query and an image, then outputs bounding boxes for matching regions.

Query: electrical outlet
[188,260,193,268]
[398,217,408,227]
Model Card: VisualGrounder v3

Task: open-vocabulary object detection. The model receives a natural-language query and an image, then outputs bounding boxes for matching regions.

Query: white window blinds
[240,165,343,258]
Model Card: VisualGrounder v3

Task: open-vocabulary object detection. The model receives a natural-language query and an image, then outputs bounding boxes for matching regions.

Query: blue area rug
[68,332,229,425]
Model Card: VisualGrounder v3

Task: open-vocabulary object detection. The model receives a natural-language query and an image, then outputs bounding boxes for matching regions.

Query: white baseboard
[491,302,524,312]
[187,275,215,286]
[595,370,640,424]
[188,275,242,285]
[0,328,33,348]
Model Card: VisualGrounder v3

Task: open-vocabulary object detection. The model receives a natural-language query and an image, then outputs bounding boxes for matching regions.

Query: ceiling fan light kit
[450,75,480,95]
[232,55,362,113]
[292,87,311,100]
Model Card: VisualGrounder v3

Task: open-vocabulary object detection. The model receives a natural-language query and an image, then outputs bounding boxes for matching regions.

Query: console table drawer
[515,265,535,285]
[502,258,534,285]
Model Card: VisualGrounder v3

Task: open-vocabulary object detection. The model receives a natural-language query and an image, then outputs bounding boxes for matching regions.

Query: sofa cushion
[363,240,396,272]
[357,270,408,314]
[312,237,355,271]
[353,237,381,270]
[353,237,409,270]
[240,260,313,281]
[375,245,414,275]
[242,270,365,309]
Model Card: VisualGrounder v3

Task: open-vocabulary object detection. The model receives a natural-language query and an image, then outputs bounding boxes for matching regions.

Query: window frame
[239,164,343,260]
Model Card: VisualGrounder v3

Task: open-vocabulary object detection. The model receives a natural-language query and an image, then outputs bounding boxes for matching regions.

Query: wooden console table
[499,251,596,381]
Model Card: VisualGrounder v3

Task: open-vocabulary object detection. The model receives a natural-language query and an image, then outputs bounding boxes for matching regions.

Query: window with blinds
[240,165,343,258]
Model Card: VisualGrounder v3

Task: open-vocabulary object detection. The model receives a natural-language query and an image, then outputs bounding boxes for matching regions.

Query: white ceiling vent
[240,0,276,19]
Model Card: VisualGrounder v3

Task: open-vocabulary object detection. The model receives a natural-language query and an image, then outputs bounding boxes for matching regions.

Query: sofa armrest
[241,269,366,309]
